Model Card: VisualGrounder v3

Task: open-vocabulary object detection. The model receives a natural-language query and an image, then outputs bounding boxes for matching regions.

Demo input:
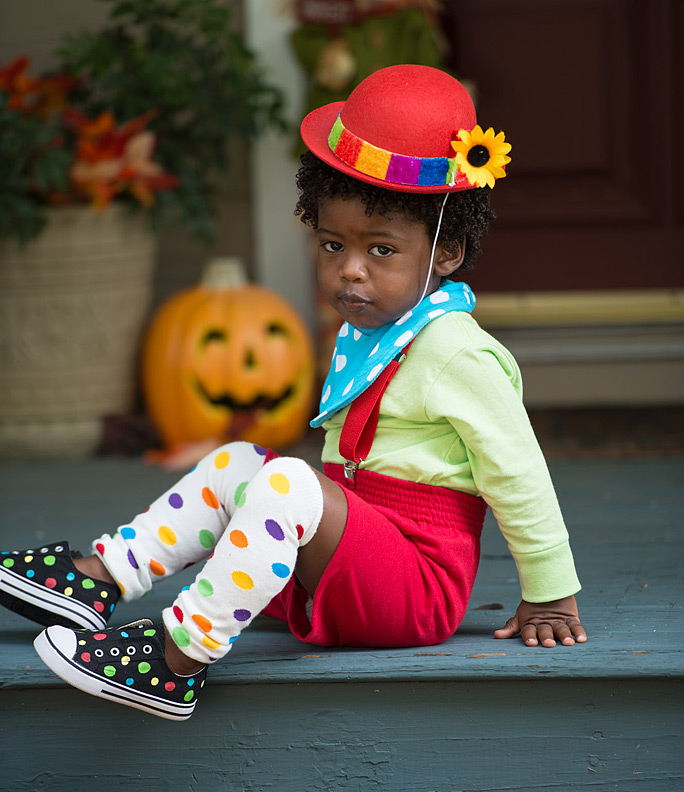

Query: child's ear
[434,238,466,277]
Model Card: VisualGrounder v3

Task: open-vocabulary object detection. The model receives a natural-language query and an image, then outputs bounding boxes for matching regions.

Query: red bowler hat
[301,64,511,194]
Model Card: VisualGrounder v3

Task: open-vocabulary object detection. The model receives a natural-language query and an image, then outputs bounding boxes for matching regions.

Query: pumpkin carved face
[142,268,315,450]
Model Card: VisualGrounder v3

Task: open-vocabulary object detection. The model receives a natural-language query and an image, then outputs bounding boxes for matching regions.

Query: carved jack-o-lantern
[142,259,315,450]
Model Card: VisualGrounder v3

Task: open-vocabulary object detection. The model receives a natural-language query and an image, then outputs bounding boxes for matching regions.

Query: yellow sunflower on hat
[452,125,512,189]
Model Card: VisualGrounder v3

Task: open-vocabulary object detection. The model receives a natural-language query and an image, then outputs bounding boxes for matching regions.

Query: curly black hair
[294,151,495,273]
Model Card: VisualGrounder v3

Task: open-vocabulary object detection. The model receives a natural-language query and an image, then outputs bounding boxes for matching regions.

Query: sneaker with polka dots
[0,541,120,630]
[33,619,207,721]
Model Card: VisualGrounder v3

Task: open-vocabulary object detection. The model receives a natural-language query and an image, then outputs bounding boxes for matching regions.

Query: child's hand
[493,595,587,647]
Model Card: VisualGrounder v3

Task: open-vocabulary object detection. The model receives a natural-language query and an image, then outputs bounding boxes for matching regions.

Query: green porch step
[1,456,682,791]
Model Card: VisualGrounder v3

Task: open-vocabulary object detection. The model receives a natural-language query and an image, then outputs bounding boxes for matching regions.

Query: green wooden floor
[1,454,683,791]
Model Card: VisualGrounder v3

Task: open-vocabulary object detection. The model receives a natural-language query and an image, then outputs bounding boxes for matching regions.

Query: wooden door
[441,0,683,293]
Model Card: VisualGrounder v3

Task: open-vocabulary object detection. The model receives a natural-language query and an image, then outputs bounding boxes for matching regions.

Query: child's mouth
[339,293,369,313]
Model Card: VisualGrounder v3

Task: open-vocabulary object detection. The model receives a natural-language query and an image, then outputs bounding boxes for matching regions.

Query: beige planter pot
[0,205,156,458]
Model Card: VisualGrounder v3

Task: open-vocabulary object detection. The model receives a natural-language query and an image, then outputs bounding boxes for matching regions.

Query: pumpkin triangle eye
[201,329,227,346]
[267,323,288,337]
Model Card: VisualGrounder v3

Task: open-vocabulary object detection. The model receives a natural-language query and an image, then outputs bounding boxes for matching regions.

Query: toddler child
[0,64,586,721]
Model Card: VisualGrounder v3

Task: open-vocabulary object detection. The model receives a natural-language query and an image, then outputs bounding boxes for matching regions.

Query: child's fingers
[493,615,519,639]
[569,618,588,643]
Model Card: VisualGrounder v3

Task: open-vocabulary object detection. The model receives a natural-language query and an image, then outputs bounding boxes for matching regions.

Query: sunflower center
[467,144,490,168]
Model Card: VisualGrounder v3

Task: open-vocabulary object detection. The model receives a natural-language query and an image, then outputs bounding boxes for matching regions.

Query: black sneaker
[34,619,207,721]
[0,541,119,630]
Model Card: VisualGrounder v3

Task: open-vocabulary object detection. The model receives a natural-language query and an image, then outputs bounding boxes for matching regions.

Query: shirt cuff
[510,540,581,603]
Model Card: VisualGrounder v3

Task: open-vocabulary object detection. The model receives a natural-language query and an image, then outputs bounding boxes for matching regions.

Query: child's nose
[340,254,367,281]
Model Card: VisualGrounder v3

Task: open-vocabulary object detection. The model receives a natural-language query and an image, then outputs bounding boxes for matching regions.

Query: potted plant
[0,0,287,459]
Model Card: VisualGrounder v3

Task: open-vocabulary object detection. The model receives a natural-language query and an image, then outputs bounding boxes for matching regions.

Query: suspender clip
[343,460,358,486]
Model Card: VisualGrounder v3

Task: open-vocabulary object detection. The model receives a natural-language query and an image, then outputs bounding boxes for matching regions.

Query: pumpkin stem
[202,257,247,289]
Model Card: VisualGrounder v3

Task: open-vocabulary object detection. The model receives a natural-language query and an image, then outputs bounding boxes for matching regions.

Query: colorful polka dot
[272,563,290,578]
[93,633,107,641]
[254,445,267,456]
[202,635,221,650]
[24,555,33,563]
[127,550,139,570]
[121,656,131,666]
[169,493,183,509]
[165,681,176,691]
[234,609,251,622]
[197,578,213,597]
[172,626,190,648]
[296,524,304,540]
[151,677,159,686]
[126,678,135,686]
[143,629,157,637]
[94,601,105,613]
[265,519,285,541]
[214,451,230,469]
[173,605,184,622]
[26,569,35,579]
[234,481,248,508]
[2,559,13,568]
[66,572,75,581]
[120,527,136,540]
[230,530,248,549]
[202,487,219,509]
[43,555,56,566]
[103,666,116,677]
[138,662,151,674]
[269,473,290,494]
[158,525,177,545]
[81,578,95,589]
[150,559,166,576]
[232,570,254,590]
[184,691,195,702]
[95,543,105,555]
[192,614,212,632]
[45,578,56,589]
[81,652,91,662]
[64,587,73,596]
[199,530,215,549]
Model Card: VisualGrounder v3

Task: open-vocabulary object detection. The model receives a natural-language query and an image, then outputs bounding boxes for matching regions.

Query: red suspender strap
[339,341,413,485]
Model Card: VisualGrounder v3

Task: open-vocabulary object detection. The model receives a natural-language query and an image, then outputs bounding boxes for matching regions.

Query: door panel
[441,0,682,292]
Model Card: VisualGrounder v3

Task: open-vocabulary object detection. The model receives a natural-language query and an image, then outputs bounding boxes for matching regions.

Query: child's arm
[494,595,587,647]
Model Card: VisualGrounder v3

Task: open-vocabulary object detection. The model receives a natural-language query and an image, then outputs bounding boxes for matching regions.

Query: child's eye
[321,241,343,253]
[370,244,394,257]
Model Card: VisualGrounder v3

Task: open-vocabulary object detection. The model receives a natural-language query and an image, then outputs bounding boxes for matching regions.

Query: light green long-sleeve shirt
[321,311,581,603]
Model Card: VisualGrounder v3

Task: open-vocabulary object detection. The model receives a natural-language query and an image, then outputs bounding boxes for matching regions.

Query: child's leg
[32,455,344,719]
[0,442,270,631]
[92,441,270,601]
[163,455,324,664]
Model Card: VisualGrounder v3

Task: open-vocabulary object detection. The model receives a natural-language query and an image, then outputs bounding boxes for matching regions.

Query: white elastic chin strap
[415,192,449,308]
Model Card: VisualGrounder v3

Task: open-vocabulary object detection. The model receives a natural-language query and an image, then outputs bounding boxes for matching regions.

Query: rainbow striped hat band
[328,112,470,189]
[301,64,511,194]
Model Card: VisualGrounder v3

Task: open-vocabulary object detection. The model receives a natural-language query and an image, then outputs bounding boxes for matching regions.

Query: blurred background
[1,0,682,462]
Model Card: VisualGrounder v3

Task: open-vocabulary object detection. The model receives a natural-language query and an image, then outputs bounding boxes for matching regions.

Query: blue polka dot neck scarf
[310,280,476,427]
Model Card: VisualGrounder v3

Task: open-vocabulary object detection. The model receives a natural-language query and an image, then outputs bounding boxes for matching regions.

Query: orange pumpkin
[142,258,315,450]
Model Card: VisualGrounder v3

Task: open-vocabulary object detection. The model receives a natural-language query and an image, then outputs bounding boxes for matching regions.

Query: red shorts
[262,463,487,648]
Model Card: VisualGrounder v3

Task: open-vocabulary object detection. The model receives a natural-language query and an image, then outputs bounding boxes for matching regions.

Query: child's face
[316,196,448,330]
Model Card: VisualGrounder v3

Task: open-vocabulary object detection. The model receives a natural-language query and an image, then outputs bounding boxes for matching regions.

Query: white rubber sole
[33,627,197,721]
[0,566,107,630]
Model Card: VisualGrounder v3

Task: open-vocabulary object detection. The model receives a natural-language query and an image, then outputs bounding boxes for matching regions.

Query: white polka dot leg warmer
[92,442,270,601]
[162,457,323,664]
